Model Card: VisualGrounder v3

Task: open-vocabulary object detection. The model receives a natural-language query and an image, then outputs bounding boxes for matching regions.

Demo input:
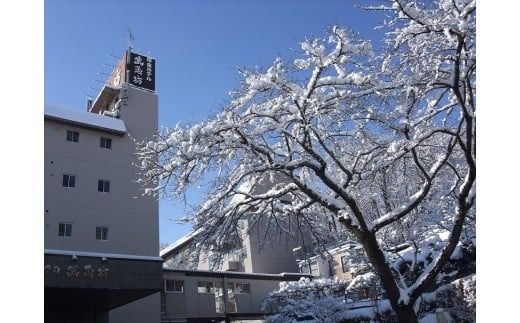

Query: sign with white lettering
[127,52,155,91]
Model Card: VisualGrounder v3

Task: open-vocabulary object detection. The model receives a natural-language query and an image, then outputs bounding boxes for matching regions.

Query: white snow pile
[264,277,391,323]
[263,274,475,322]
[346,272,378,290]
[276,277,340,293]
[416,274,475,322]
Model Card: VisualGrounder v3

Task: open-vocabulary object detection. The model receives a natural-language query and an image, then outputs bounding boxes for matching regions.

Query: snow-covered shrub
[417,275,476,322]
[263,278,350,322]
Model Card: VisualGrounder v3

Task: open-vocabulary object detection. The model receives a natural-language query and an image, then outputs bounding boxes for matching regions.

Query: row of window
[299,256,350,276]
[58,222,109,240]
[66,130,112,149]
[62,174,110,192]
[164,279,251,295]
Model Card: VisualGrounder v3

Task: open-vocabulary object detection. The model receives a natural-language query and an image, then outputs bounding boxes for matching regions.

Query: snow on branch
[138,3,475,319]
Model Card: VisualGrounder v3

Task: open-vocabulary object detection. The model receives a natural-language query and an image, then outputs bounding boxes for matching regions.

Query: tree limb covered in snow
[138,1,475,322]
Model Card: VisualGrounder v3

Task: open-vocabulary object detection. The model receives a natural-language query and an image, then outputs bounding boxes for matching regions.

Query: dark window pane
[100,137,112,149]
[66,224,72,237]
[243,283,250,294]
[59,223,65,236]
[104,181,110,192]
[69,175,75,187]
[96,226,108,240]
[98,180,104,192]
[165,280,184,293]
[176,280,184,292]
[67,131,79,142]
[62,175,68,187]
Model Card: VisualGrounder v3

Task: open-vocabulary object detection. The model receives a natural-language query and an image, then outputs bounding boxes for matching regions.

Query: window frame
[341,255,349,273]
[97,179,110,193]
[62,174,76,188]
[234,282,250,294]
[100,137,112,149]
[309,260,319,275]
[299,260,319,275]
[58,222,72,237]
[197,281,215,294]
[299,262,310,274]
[66,130,79,143]
[164,279,184,293]
[95,226,109,241]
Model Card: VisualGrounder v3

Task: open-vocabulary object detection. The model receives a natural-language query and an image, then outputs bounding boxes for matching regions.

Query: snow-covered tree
[138,1,475,322]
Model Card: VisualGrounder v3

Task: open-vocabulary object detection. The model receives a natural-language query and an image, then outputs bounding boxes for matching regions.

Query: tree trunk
[355,230,419,323]
[394,304,418,323]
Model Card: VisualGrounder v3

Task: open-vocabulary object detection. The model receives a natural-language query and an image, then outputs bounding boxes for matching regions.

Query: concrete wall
[297,251,354,281]
[44,86,158,256]
[161,271,285,321]
[109,293,160,323]
[45,85,160,323]
[330,252,353,281]
[245,230,299,274]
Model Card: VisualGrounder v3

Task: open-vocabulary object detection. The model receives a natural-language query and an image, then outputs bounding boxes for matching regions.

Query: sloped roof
[163,267,311,281]
[44,104,126,135]
[160,228,204,259]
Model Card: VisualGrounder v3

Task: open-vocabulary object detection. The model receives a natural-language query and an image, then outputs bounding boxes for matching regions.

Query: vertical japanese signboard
[127,51,155,91]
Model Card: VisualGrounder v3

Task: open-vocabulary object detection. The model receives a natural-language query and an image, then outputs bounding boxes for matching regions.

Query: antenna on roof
[126,27,134,51]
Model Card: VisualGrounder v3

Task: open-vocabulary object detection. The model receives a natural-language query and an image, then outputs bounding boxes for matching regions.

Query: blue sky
[45,0,387,245]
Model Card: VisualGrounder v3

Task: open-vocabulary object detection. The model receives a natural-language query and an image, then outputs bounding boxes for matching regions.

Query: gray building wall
[161,270,298,321]
[164,174,302,275]
[45,85,160,323]
[109,292,160,323]
[175,219,300,275]
[245,231,300,274]
[44,87,158,255]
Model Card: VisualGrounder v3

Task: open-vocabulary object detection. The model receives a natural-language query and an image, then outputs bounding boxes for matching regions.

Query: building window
[66,130,79,142]
[58,222,72,237]
[300,260,319,275]
[164,279,184,293]
[299,262,310,274]
[62,174,76,188]
[341,255,349,273]
[96,226,109,240]
[100,137,112,149]
[310,261,319,275]
[98,179,110,192]
[233,282,250,294]
[197,281,215,294]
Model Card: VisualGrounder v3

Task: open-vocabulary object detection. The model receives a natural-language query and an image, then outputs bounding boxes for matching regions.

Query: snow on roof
[44,104,126,134]
[163,267,310,280]
[45,249,162,261]
[160,228,204,258]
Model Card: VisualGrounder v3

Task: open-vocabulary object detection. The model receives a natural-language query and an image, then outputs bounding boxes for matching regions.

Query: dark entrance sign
[127,51,155,91]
